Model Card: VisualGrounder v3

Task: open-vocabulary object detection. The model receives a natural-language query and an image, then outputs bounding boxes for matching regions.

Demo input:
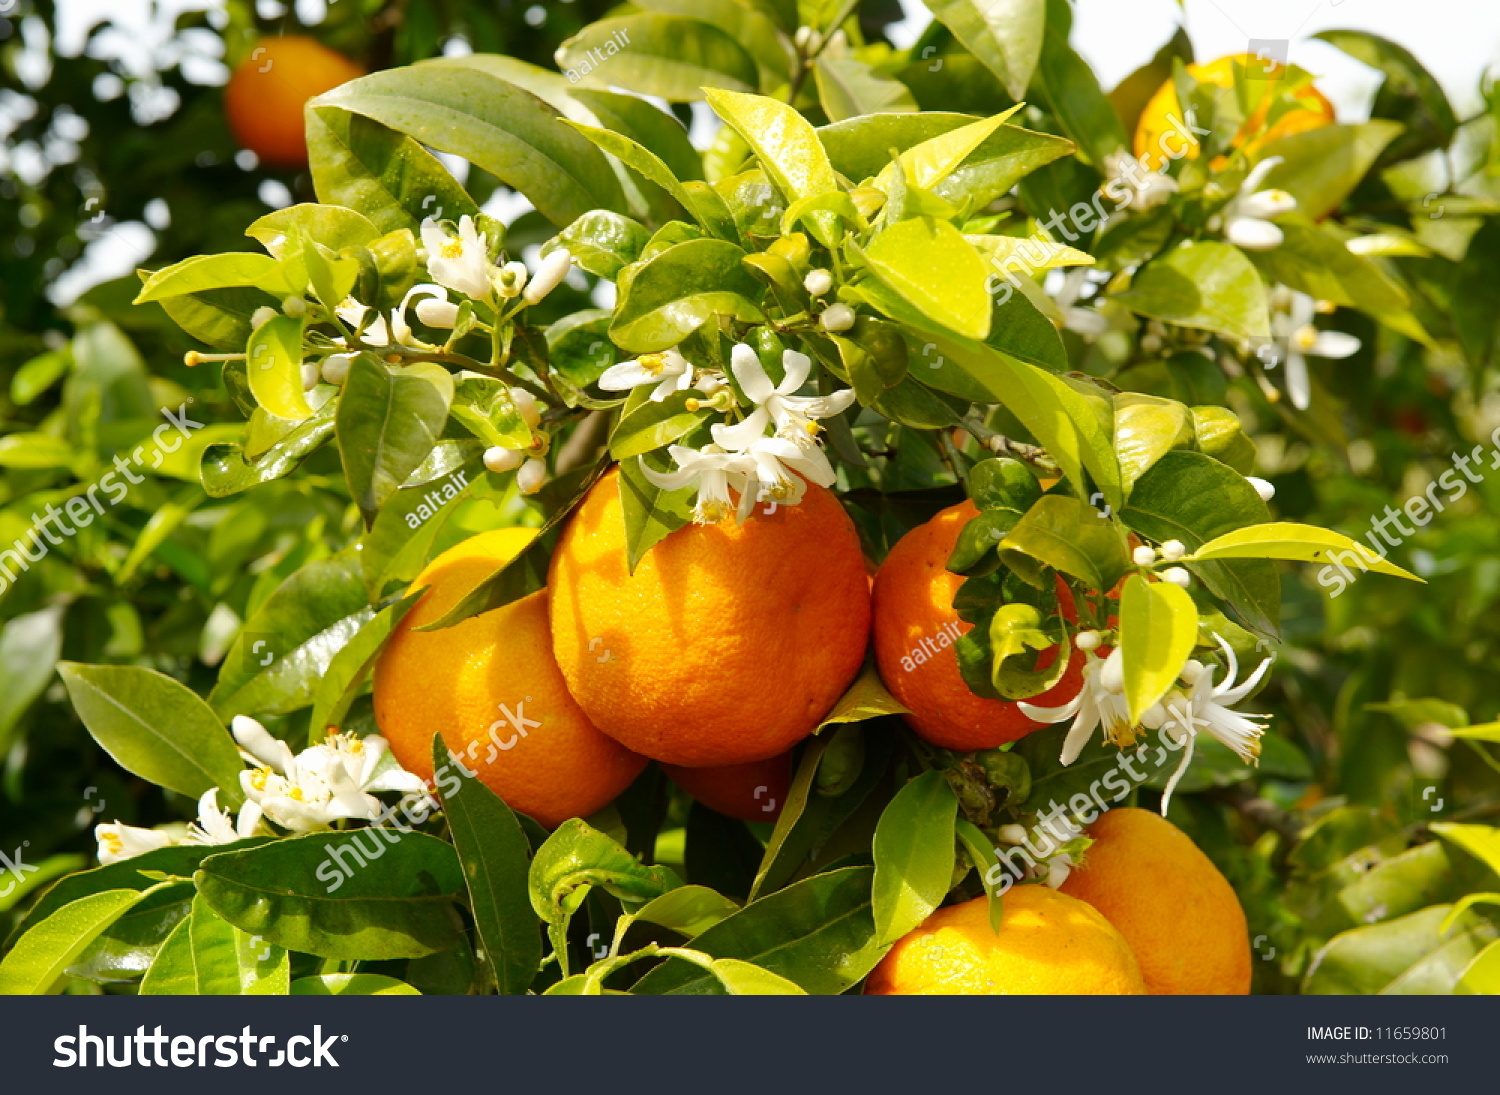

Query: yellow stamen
[441,240,464,259]
[639,352,669,377]
[1293,326,1319,351]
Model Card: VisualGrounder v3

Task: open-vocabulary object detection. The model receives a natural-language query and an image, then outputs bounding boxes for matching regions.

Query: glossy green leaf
[1113,392,1195,490]
[137,917,196,995]
[815,57,917,123]
[211,550,372,718]
[924,0,1043,100]
[307,593,420,739]
[610,388,712,461]
[1186,521,1422,581]
[434,736,541,995]
[245,313,312,421]
[706,957,809,995]
[0,888,148,994]
[816,662,911,731]
[618,449,696,574]
[955,818,1005,933]
[1255,121,1403,222]
[1115,240,1270,341]
[1118,573,1199,721]
[872,771,959,946]
[306,107,478,235]
[551,210,650,280]
[998,495,1131,593]
[246,203,379,253]
[632,866,883,995]
[565,123,735,239]
[336,356,453,527]
[189,892,288,995]
[315,66,625,225]
[1458,939,1500,994]
[864,217,991,340]
[195,830,465,961]
[630,886,741,938]
[1121,451,1279,636]
[200,402,337,498]
[1032,0,1127,166]
[0,604,64,755]
[1304,904,1499,994]
[291,973,422,995]
[57,662,244,806]
[135,253,290,304]
[610,238,764,352]
[559,15,757,101]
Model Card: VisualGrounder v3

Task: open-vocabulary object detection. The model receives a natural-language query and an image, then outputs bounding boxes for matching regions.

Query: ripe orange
[872,500,1084,752]
[549,468,871,767]
[661,751,793,822]
[224,36,364,169]
[865,887,1147,995]
[1134,53,1336,170]
[372,528,646,828]
[1060,807,1251,994]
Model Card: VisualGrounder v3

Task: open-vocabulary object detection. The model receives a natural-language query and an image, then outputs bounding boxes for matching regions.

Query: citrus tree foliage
[5,0,1500,996]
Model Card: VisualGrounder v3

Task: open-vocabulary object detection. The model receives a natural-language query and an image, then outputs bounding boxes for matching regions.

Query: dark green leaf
[872,771,958,945]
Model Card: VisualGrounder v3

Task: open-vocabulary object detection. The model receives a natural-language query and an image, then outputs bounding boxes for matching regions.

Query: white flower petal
[1226,216,1285,251]
[730,343,775,405]
[1310,330,1360,359]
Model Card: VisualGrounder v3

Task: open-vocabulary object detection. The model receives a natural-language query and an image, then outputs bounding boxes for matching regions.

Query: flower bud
[1160,539,1185,561]
[1045,858,1072,889]
[1132,545,1157,567]
[1246,476,1276,502]
[510,387,542,429]
[281,296,307,318]
[1075,630,1101,651]
[819,303,856,332]
[495,260,529,299]
[415,297,460,328]
[524,248,573,305]
[300,360,321,391]
[516,457,547,495]
[321,353,355,386]
[803,268,833,297]
[251,305,278,328]
[484,446,524,474]
[997,824,1028,845]
[1162,566,1192,588]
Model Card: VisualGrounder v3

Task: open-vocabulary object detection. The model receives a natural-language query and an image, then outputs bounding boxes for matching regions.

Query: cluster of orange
[370,473,1250,994]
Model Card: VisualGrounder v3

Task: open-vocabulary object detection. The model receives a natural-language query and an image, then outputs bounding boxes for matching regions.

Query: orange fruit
[1060,807,1251,994]
[549,468,871,767]
[372,528,646,828]
[1133,53,1336,170]
[661,751,793,822]
[872,500,1084,751]
[224,36,364,169]
[865,887,1147,995]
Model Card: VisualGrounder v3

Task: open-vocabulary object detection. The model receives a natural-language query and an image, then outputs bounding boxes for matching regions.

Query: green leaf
[1459,939,1500,994]
[314,65,625,225]
[1118,573,1198,722]
[189,892,289,995]
[138,917,196,995]
[610,238,764,352]
[247,203,380,253]
[863,217,992,340]
[0,889,150,994]
[529,819,680,974]
[987,602,1070,699]
[816,663,911,731]
[245,313,311,421]
[200,405,337,498]
[1121,451,1279,636]
[633,0,791,86]
[0,604,64,755]
[307,593,421,739]
[1304,904,1499,994]
[998,495,1131,593]
[955,818,1005,932]
[211,550,372,718]
[551,210,650,280]
[291,973,422,995]
[1113,392,1194,489]
[195,831,465,961]
[872,771,959,946]
[1432,823,1500,880]
[924,0,1044,100]
[306,107,478,235]
[632,866,883,995]
[565,122,735,240]
[618,451,696,574]
[630,886,741,938]
[135,253,289,303]
[705,956,809,995]
[815,57,918,123]
[336,357,454,527]
[558,15,758,101]
[433,735,541,995]
[57,663,244,806]
[610,387,712,461]
[1314,30,1456,161]
[1115,240,1270,341]
[705,88,840,244]
[1186,521,1422,581]
[1032,0,1129,167]
[1255,121,1403,222]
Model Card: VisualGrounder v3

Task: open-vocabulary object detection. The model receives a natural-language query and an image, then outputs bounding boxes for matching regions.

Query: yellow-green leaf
[246,313,312,421]
[1184,522,1422,581]
[876,107,1020,193]
[1118,573,1199,722]
[864,217,991,340]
